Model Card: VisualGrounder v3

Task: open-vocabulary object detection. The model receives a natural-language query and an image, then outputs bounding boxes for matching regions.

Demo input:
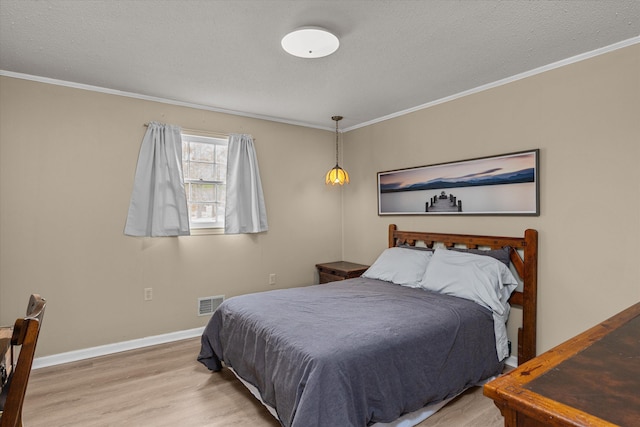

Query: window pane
[216,184,226,203]
[189,203,215,222]
[215,145,227,164]
[182,141,189,162]
[189,202,225,227]
[213,203,225,224]
[190,162,216,181]
[215,164,226,181]
[191,183,215,202]
[190,142,215,162]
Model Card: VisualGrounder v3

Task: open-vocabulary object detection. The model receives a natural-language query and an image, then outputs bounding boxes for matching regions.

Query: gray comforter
[198,278,503,427]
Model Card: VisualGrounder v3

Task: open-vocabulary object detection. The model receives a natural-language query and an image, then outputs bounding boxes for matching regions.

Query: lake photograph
[378,150,539,215]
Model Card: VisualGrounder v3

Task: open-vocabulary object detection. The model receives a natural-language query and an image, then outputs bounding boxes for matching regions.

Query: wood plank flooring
[22,338,505,426]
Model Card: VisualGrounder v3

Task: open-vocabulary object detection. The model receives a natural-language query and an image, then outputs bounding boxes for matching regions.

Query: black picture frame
[377,149,539,216]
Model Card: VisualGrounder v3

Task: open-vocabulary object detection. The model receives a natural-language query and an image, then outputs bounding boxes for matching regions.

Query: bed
[198,224,538,427]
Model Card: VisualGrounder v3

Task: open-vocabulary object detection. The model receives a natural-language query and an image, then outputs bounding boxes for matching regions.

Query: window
[182,134,227,229]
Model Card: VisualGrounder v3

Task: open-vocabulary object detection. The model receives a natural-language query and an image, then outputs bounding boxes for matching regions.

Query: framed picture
[378,149,539,216]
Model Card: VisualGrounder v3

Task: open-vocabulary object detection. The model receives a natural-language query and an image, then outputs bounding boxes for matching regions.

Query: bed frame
[388,224,538,364]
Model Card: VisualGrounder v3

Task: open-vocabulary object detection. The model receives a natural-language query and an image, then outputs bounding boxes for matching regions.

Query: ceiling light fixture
[281,27,339,58]
[325,115,349,186]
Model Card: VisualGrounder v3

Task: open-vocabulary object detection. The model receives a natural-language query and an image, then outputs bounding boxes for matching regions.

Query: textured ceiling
[1,0,639,130]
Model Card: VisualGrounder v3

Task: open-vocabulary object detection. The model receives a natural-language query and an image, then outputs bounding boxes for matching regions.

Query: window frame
[181,133,228,233]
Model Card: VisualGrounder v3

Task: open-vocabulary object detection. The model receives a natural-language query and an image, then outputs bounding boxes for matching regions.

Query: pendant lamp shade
[325,116,349,185]
[325,166,349,185]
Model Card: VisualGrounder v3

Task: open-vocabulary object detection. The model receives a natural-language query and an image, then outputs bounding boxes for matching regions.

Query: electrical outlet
[144,287,153,301]
[268,273,277,285]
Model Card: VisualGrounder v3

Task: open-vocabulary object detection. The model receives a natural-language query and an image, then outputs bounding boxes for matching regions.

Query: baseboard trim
[504,355,517,368]
[33,326,519,370]
[32,327,205,369]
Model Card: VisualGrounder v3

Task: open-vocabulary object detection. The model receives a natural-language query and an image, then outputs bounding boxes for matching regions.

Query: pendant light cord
[335,119,339,165]
[332,115,343,167]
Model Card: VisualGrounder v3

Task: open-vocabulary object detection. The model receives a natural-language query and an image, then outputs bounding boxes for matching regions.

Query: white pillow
[419,248,518,360]
[362,247,433,288]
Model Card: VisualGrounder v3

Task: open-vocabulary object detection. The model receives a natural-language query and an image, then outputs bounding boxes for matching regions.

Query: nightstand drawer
[316,261,369,284]
[319,271,345,283]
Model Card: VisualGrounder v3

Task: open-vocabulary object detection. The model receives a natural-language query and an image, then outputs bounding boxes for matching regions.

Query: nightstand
[316,261,369,284]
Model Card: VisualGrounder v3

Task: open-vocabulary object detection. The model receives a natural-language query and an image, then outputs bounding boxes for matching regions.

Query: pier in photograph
[426,191,462,212]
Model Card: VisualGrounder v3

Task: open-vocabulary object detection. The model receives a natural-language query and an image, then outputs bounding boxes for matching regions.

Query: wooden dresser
[316,261,369,284]
[484,302,640,427]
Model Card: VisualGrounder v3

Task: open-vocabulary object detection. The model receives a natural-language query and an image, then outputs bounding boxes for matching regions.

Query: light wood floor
[23,338,505,426]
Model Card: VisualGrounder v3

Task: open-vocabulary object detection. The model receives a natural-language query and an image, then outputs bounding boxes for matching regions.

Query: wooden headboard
[388,224,539,365]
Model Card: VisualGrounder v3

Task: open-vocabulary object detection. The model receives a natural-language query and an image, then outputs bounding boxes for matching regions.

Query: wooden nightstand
[316,261,369,284]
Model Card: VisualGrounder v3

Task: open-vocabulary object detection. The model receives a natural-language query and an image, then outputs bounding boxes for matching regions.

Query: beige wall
[1,43,638,360]
[0,77,344,356]
[342,44,640,354]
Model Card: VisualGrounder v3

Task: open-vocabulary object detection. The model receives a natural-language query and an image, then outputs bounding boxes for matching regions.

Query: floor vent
[198,295,224,316]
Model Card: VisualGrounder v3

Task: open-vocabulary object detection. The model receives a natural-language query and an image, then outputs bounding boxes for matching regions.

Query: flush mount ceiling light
[281,27,339,58]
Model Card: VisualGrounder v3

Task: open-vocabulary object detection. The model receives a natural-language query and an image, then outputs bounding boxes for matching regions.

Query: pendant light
[325,115,349,185]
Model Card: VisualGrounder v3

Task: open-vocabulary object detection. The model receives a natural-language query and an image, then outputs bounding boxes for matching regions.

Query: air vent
[198,295,224,316]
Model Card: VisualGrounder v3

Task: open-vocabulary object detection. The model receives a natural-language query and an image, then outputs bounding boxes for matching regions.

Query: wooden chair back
[25,295,45,323]
[0,295,46,427]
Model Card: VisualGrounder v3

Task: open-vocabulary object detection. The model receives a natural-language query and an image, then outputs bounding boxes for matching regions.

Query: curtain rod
[143,123,254,140]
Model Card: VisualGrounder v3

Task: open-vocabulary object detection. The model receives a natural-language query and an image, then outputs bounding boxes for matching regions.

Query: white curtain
[124,122,190,237]
[225,134,268,234]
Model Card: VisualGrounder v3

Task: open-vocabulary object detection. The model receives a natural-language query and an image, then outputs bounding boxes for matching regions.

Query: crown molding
[344,36,640,132]
[2,36,638,133]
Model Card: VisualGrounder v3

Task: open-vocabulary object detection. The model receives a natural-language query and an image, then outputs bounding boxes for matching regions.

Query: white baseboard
[32,326,205,369]
[32,326,518,370]
[504,355,517,368]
